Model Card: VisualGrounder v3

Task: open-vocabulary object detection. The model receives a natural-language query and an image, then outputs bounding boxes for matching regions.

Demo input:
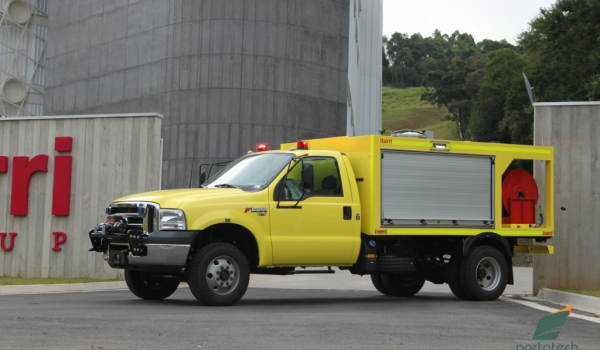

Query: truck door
[269,156,355,265]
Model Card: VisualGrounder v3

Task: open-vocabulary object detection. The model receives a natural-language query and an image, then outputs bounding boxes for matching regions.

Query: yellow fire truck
[89,133,554,306]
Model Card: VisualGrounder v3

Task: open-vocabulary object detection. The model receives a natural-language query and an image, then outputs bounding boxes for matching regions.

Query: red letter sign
[52,232,67,251]
[52,137,73,216]
[0,232,17,251]
[10,155,49,215]
[0,156,7,173]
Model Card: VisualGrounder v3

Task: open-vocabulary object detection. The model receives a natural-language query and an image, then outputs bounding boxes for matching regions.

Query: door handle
[343,206,352,220]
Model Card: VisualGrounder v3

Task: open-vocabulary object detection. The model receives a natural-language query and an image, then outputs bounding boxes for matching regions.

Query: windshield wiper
[214,184,240,189]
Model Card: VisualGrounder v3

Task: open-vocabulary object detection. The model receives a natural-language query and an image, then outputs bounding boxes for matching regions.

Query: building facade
[347,0,382,136]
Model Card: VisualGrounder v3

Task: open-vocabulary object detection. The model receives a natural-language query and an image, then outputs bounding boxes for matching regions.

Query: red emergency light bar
[297,140,309,150]
[256,143,269,152]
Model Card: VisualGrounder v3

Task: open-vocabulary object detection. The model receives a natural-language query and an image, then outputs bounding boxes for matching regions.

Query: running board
[253,267,335,275]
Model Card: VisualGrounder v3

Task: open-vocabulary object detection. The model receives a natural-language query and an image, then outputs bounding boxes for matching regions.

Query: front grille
[127,217,143,224]
[109,207,139,215]
[109,203,159,234]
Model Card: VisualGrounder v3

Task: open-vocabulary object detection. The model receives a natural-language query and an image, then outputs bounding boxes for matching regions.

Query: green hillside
[382,87,460,140]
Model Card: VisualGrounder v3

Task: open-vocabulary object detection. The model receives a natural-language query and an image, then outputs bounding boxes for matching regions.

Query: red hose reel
[502,169,538,224]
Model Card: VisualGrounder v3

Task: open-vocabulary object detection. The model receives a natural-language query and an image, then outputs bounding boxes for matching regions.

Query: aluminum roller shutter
[381,150,493,224]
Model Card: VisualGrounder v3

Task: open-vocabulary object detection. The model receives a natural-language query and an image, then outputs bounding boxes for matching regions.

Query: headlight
[158,209,187,230]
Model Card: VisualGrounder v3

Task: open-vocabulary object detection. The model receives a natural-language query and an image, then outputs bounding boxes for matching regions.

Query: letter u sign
[0,232,17,251]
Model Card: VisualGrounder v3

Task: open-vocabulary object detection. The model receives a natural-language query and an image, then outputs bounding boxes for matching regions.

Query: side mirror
[302,163,314,189]
[199,170,207,186]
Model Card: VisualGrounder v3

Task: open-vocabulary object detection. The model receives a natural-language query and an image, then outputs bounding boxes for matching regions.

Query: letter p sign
[52,232,67,251]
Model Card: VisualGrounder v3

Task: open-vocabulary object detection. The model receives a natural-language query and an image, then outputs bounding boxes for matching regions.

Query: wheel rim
[206,255,240,295]
[475,257,501,291]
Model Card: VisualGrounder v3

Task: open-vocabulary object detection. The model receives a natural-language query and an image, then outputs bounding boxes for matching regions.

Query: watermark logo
[516,306,577,350]
[532,306,572,340]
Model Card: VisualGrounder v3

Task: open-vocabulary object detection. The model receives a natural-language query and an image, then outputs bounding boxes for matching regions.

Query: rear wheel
[447,255,471,300]
[124,270,180,300]
[458,245,508,301]
[370,274,392,296]
[381,274,426,297]
[187,243,250,306]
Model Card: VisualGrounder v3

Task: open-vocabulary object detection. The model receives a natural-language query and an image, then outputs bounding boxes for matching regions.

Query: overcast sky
[383,0,557,44]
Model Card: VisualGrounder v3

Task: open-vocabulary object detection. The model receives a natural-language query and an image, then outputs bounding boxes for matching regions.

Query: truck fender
[462,233,514,285]
[190,210,273,266]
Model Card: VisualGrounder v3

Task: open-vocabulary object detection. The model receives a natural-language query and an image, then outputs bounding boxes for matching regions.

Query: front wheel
[458,245,508,301]
[124,270,180,300]
[187,243,250,306]
[381,274,425,297]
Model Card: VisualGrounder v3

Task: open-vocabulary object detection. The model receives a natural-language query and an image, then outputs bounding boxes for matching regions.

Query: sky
[383,0,557,45]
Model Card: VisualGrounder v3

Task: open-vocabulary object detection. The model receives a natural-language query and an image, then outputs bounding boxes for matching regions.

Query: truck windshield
[203,153,294,191]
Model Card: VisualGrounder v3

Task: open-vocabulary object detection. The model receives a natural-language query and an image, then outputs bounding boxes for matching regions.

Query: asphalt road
[1,284,599,350]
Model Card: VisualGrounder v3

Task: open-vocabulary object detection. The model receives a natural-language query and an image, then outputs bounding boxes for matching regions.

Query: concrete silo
[0,0,47,117]
[43,0,350,189]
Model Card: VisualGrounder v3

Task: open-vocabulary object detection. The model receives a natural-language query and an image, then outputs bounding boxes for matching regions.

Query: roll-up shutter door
[381,150,494,227]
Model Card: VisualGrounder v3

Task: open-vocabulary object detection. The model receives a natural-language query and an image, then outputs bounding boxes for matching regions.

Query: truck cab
[90,149,362,305]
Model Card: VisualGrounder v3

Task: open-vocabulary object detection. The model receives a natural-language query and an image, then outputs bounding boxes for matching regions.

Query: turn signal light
[256,143,269,152]
[297,140,309,150]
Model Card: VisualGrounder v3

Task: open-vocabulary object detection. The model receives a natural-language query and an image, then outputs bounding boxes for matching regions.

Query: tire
[447,255,471,300]
[458,245,508,301]
[124,270,180,300]
[381,274,426,297]
[187,243,250,306]
[370,274,392,296]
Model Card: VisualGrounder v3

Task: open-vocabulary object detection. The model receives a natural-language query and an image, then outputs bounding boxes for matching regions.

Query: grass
[381,86,460,140]
[556,289,600,298]
[0,276,123,286]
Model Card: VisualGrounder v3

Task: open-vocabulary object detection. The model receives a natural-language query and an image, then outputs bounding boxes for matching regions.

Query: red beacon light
[297,140,309,150]
[256,143,269,152]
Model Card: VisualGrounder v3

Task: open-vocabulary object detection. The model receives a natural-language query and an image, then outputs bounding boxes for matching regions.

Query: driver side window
[282,162,304,201]
[274,157,342,201]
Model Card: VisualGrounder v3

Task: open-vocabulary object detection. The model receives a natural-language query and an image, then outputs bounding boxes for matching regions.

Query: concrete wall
[533,102,600,293]
[43,0,350,189]
[347,0,382,136]
[0,114,162,279]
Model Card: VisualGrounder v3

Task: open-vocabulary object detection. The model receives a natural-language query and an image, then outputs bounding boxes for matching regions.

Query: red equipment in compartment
[502,169,538,224]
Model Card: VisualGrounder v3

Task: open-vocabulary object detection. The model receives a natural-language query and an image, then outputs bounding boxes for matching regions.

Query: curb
[0,281,128,295]
[538,288,600,314]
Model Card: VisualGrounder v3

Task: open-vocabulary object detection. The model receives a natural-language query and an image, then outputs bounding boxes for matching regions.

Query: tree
[469,49,525,143]
[477,39,514,54]
[421,49,485,140]
[519,0,600,101]
[382,35,390,68]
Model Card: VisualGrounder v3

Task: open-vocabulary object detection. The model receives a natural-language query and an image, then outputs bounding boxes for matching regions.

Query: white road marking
[501,296,600,324]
